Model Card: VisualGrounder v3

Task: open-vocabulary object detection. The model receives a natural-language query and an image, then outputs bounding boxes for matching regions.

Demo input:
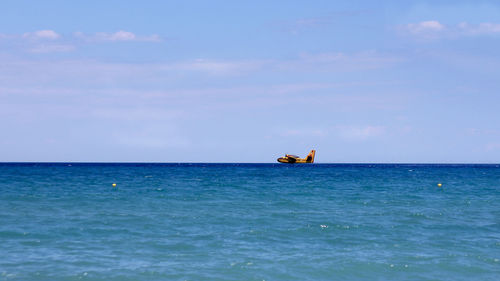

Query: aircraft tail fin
[306,150,316,163]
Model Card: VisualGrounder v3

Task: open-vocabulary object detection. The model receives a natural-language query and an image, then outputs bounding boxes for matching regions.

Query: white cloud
[400,21,500,39]
[108,30,136,41]
[23,30,60,40]
[406,21,445,34]
[74,31,161,42]
[399,21,446,39]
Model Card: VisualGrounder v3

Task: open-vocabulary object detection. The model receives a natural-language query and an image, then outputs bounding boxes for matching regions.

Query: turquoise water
[1,163,500,280]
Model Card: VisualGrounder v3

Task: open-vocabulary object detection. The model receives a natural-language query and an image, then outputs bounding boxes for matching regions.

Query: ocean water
[1,163,500,281]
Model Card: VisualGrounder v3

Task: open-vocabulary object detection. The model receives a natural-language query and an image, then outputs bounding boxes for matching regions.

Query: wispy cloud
[405,21,445,34]
[277,51,402,71]
[190,51,403,74]
[274,125,387,141]
[90,108,185,121]
[1,30,161,44]
[0,30,161,53]
[113,131,190,149]
[279,129,327,137]
[465,128,500,136]
[399,21,500,39]
[457,22,500,35]
[486,142,500,151]
[28,44,75,53]
[172,59,267,75]
[74,31,161,42]
[0,30,74,53]
[283,17,333,34]
[23,30,61,40]
[277,10,372,34]
[0,50,404,93]
[334,125,386,140]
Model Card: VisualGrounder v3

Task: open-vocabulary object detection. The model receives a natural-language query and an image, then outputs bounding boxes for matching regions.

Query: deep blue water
[1,163,500,280]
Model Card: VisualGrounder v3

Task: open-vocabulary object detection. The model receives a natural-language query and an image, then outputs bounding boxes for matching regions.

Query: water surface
[1,163,499,280]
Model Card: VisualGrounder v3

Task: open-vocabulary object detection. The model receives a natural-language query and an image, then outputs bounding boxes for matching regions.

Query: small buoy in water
[112,183,117,187]
[437,183,442,187]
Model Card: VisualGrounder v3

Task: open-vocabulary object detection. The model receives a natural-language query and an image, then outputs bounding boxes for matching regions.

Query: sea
[1,163,499,281]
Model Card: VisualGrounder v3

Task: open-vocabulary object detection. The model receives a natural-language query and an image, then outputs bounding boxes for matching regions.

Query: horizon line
[1,162,499,165]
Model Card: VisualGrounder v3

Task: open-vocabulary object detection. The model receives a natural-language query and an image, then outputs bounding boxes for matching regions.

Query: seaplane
[277,150,316,164]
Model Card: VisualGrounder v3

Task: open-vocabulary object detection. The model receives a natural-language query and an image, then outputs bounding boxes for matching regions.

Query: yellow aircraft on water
[277,150,316,164]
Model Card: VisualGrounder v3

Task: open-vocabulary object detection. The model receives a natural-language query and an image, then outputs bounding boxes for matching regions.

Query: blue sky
[1,1,500,162]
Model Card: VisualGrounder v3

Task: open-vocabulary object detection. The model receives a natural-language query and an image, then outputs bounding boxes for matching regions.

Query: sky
[1,0,500,163]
